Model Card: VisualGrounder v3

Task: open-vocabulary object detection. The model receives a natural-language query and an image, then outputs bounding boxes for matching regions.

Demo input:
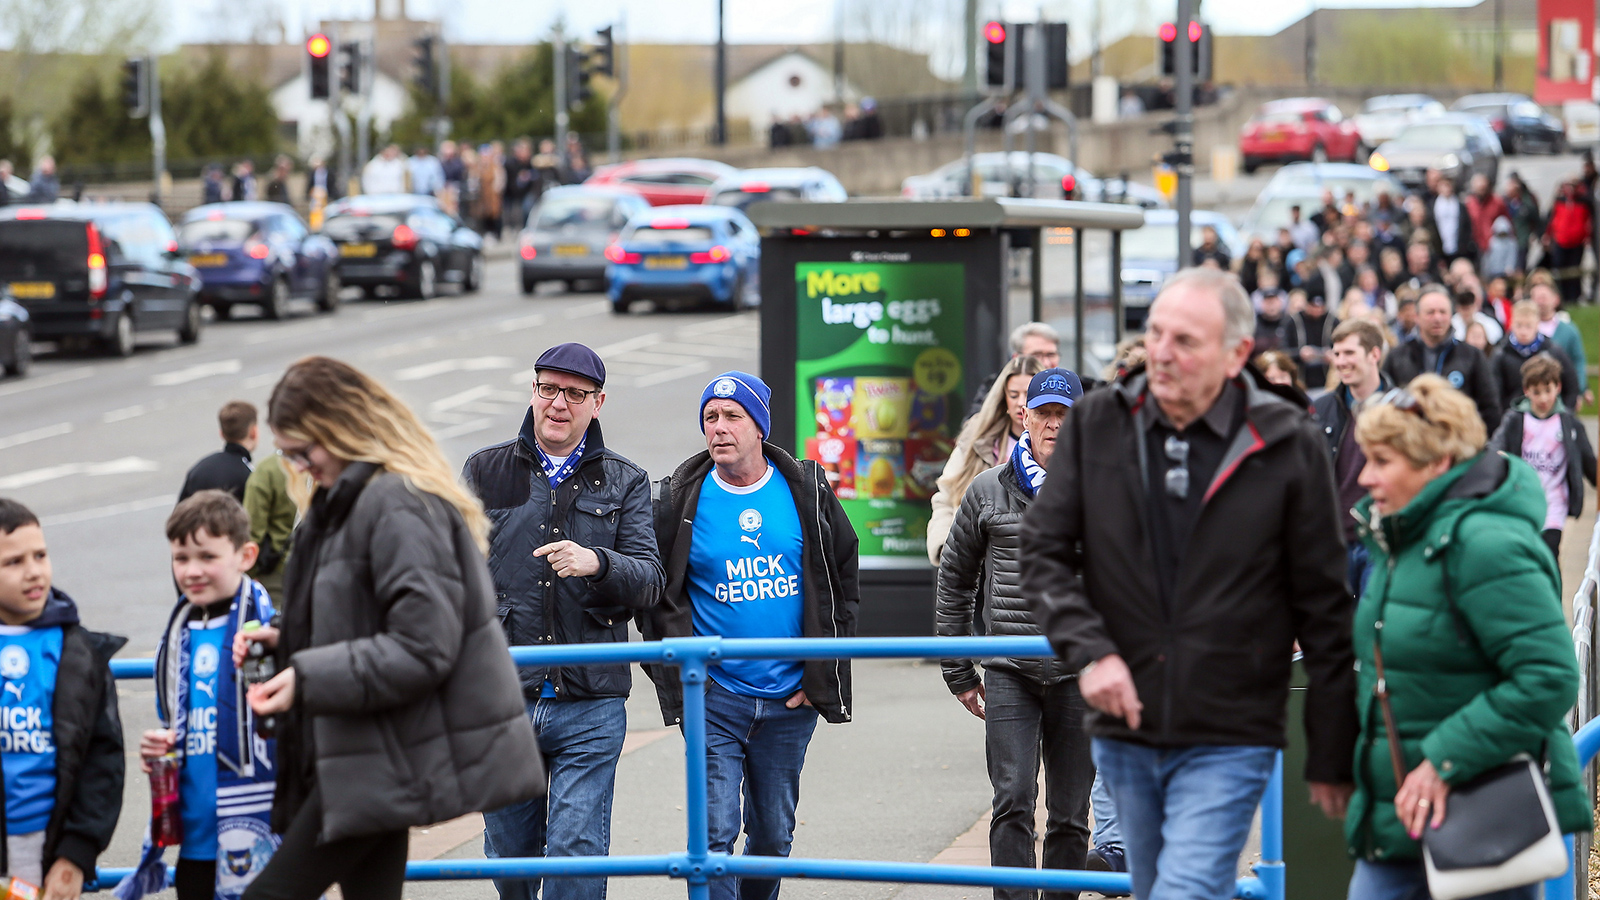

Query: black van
[0,202,202,356]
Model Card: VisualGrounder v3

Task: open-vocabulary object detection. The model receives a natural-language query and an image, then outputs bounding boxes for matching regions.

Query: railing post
[671,638,720,900]
[1251,752,1286,900]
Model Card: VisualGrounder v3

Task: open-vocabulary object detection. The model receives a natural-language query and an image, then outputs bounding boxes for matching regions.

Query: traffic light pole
[554,27,570,172]
[147,56,166,209]
[607,19,626,164]
[358,39,373,175]
[1174,0,1195,268]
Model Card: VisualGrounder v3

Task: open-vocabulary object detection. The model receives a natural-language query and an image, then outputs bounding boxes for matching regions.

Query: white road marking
[395,357,516,382]
[40,495,173,526]
[636,361,712,388]
[0,367,95,398]
[564,300,610,319]
[103,404,148,423]
[151,359,243,386]
[0,422,74,451]
[434,419,495,439]
[594,333,664,357]
[0,456,159,490]
[491,313,547,333]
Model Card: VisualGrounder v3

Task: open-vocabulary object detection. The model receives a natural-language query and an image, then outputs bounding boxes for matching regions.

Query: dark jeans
[241,786,409,900]
[984,668,1094,900]
[483,696,628,900]
[1544,528,1563,563]
[703,678,819,900]
[175,858,216,900]
[1550,243,1585,304]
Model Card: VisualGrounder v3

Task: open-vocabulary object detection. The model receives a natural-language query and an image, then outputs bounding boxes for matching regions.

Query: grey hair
[1156,267,1255,347]
[1009,321,1060,354]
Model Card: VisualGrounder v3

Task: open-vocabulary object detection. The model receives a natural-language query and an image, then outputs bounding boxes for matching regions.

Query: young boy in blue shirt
[0,498,125,898]
[127,491,276,900]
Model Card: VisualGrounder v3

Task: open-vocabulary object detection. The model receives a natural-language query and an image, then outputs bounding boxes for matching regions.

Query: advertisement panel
[793,261,965,565]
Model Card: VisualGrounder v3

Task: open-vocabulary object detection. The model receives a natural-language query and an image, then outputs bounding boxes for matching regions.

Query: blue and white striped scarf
[1010,430,1047,498]
[535,433,587,490]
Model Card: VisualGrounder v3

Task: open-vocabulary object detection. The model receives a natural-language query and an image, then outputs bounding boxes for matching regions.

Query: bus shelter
[747,198,1146,635]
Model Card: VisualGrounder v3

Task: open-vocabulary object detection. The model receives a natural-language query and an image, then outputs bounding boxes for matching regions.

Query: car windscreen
[711,187,804,208]
[1364,98,1423,113]
[0,221,89,278]
[1272,177,1393,202]
[1120,224,1216,260]
[322,213,406,240]
[533,195,616,231]
[1510,101,1543,119]
[1395,124,1467,148]
[178,219,255,246]
[1251,111,1305,127]
[626,226,716,245]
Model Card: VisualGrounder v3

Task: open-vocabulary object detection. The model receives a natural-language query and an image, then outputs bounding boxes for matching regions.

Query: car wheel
[563,280,576,293]
[464,254,484,293]
[611,297,631,314]
[178,300,202,344]
[104,312,135,357]
[1242,156,1259,174]
[521,274,537,295]
[361,285,381,300]
[317,270,342,313]
[4,328,30,377]
[213,302,233,321]
[1310,143,1328,164]
[264,276,290,320]
[410,261,437,300]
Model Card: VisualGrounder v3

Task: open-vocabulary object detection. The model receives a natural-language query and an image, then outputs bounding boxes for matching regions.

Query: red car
[1239,98,1365,173]
[584,158,740,207]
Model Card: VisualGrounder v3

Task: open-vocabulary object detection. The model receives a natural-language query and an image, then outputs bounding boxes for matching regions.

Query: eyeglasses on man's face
[535,382,602,405]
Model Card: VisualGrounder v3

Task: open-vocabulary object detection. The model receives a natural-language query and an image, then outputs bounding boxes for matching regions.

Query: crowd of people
[0,249,1593,900]
[767,100,883,150]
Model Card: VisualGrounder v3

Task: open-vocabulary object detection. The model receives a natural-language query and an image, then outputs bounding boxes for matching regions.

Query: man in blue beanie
[641,370,860,900]
[463,342,664,900]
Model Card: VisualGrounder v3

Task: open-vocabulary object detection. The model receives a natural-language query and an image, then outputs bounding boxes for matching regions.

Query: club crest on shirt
[740,509,762,532]
[194,642,220,678]
[0,646,29,681]
[1448,371,1464,389]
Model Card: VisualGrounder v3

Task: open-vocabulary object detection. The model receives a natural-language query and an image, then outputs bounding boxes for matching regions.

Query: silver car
[901,151,1168,208]
[1352,94,1445,147]
[1369,114,1503,189]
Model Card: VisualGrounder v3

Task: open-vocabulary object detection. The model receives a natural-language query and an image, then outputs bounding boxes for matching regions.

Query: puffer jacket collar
[1356,452,1513,559]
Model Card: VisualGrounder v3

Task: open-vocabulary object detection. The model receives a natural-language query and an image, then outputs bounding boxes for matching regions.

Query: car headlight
[1442,153,1460,170]
[1368,151,1389,171]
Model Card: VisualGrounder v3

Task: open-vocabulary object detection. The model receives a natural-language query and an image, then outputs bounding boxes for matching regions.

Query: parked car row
[899,151,1170,209]
[0,192,486,372]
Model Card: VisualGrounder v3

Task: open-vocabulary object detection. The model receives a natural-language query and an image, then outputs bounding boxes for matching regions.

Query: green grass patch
[1568,305,1598,407]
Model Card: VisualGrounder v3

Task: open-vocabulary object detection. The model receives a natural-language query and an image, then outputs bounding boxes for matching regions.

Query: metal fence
[92,635,1292,899]
[1567,511,1600,894]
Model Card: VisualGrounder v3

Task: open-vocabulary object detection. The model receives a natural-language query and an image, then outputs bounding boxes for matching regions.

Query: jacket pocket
[572,501,622,550]
[495,592,514,641]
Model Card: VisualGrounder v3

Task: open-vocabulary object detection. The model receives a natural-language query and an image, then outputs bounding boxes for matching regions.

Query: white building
[270,70,410,160]
[725,50,862,134]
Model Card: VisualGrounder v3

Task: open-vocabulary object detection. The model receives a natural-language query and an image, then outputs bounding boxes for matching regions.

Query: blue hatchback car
[605,205,759,313]
[177,202,339,319]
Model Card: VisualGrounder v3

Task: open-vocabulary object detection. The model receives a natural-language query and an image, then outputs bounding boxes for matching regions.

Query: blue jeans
[1091,738,1277,900]
[1347,859,1540,900]
[703,678,819,900]
[483,696,628,900]
[1091,772,1121,850]
[1348,541,1374,597]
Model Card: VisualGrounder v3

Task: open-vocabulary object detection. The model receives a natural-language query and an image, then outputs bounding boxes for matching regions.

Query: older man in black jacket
[463,343,664,900]
[938,368,1126,896]
[1022,268,1357,900]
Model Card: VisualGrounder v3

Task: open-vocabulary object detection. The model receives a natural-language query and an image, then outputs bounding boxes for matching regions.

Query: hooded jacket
[462,414,664,701]
[1021,365,1358,783]
[1346,452,1592,861]
[0,590,126,880]
[1491,339,1581,413]
[935,460,1071,693]
[1488,399,1598,521]
[642,443,860,725]
[275,463,544,842]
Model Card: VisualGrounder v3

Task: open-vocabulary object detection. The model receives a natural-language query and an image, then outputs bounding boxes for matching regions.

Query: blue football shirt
[179,621,225,860]
[0,623,62,835]
[687,465,806,698]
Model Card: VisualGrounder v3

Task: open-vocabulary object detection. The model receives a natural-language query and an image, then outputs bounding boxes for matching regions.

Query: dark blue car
[605,205,760,314]
[178,202,340,319]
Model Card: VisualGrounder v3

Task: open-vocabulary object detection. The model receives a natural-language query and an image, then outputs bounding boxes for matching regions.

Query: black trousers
[175,858,215,900]
[1544,528,1563,563]
[984,668,1095,900]
[241,786,410,900]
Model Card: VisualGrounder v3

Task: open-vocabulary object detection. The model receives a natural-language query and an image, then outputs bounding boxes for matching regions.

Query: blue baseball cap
[534,342,606,387]
[1027,368,1082,409]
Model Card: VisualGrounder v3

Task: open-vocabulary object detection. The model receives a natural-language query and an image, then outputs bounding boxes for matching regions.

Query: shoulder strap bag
[1370,559,1567,899]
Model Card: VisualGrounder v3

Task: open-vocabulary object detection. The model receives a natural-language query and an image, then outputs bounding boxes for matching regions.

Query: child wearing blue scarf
[118,492,278,900]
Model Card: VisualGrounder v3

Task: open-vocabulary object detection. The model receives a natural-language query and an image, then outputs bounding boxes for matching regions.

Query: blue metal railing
[93,635,1287,899]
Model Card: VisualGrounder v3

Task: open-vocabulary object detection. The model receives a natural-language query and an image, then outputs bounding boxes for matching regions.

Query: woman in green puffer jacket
[1344,374,1590,900]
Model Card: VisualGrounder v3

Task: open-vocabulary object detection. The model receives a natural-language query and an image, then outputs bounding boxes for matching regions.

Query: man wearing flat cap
[641,371,860,900]
[463,342,664,900]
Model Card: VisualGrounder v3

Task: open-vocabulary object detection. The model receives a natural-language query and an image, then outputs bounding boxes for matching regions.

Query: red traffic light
[984,21,1007,44]
[1188,21,1202,41]
[307,33,331,58]
[1158,22,1177,42]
